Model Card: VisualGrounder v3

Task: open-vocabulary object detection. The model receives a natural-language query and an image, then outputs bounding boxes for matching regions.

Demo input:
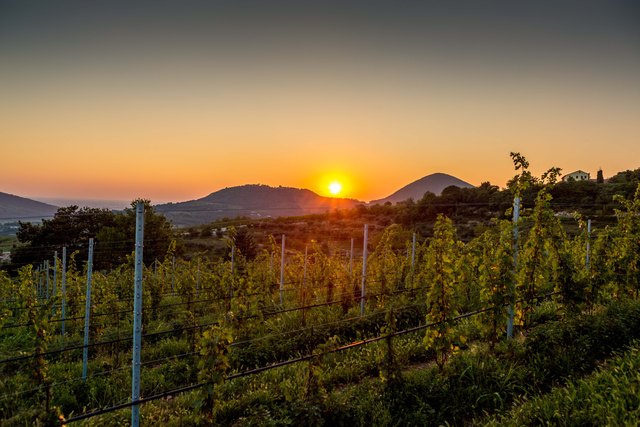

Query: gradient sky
[1,0,639,203]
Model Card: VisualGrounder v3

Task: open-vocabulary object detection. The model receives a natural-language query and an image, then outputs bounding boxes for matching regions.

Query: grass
[0,236,16,253]
[6,290,640,426]
[479,342,640,426]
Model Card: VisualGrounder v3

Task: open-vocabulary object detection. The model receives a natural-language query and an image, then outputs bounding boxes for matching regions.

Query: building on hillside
[562,170,591,182]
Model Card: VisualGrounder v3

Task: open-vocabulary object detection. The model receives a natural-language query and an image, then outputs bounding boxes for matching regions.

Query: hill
[370,173,474,205]
[0,191,58,222]
[155,184,362,226]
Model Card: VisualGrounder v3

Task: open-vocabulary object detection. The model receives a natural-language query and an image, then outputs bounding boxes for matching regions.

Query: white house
[562,170,590,182]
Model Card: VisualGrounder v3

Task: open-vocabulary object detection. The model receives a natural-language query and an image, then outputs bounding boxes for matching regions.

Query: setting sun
[328,181,343,196]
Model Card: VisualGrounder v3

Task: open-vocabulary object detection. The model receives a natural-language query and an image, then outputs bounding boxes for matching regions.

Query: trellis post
[361,225,369,316]
[131,201,145,427]
[61,247,67,340]
[507,196,520,339]
[280,235,285,304]
[82,238,94,380]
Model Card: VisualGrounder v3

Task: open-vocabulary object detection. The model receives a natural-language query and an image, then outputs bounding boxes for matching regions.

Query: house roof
[562,170,590,179]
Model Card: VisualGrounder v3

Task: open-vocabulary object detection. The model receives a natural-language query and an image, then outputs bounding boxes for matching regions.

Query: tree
[232,227,257,260]
[597,169,604,184]
[10,206,116,271]
[8,200,175,271]
[97,199,176,268]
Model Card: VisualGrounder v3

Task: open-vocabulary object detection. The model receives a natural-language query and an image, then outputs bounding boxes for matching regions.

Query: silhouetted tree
[232,226,257,260]
[9,200,175,271]
[11,206,116,270]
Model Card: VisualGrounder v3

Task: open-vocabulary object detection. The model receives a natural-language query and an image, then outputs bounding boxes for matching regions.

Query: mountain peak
[370,173,474,205]
[0,191,58,221]
[156,184,360,226]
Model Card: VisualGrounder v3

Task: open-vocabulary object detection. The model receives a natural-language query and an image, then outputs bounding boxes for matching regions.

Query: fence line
[0,283,429,364]
[61,290,560,424]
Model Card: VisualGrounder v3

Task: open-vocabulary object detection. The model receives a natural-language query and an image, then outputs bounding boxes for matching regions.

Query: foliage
[482,343,640,426]
[231,226,258,260]
[9,200,175,271]
[323,299,640,427]
[516,167,574,327]
[2,156,640,425]
[423,215,461,370]
[477,220,513,348]
[611,184,640,297]
[196,324,233,421]
[378,306,401,386]
[11,206,115,271]
[97,199,176,267]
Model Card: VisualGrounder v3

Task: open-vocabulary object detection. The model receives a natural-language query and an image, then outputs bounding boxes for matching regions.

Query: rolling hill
[155,184,362,226]
[0,192,58,222]
[370,173,474,205]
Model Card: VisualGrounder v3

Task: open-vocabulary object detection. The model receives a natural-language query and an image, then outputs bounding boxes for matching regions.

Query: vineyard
[1,172,640,425]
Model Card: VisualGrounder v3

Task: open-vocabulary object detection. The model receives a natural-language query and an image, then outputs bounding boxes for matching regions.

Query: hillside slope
[0,192,58,221]
[370,173,474,205]
[155,184,361,226]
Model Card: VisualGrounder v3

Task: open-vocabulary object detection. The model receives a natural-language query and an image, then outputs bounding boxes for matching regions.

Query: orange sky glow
[1,2,639,204]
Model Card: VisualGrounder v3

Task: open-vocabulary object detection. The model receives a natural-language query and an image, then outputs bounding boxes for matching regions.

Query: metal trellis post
[230,243,235,299]
[131,201,145,427]
[586,219,592,271]
[280,235,285,305]
[82,238,94,381]
[349,238,354,277]
[507,196,520,339]
[303,245,308,287]
[38,266,43,300]
[171,255,176,294]
[361,224,368,316]
[196,258,200,297]
[411,232,417,283]
[52,251,58,316]
[45,260,50,300]
[61,247,67,340]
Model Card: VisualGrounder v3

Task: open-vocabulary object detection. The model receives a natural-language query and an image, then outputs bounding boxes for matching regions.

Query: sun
[328,181,343,196]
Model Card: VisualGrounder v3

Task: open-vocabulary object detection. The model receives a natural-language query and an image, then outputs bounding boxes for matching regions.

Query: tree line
[6,200,173,272]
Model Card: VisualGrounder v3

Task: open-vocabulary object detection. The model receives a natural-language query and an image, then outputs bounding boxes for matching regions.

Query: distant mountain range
[33,197,131,211]
[157,174,473,226]
[0,192,58,222]
[155,184,361,227]
[370,173,474,205]
[2,172,474,228]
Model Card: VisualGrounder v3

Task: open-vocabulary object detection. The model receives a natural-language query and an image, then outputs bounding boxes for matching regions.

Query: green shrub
[482,343,640,426]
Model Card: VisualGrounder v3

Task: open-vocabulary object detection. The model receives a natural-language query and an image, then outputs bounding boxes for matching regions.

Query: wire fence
[60,290,561,424]
[0,281,426,364]
[2,192,635,424]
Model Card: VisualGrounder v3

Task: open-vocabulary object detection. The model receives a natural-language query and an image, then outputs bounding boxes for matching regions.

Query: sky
[1,0,639,204]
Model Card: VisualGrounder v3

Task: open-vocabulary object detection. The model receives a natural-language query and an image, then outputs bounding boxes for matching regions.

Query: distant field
[0,235,16,252]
